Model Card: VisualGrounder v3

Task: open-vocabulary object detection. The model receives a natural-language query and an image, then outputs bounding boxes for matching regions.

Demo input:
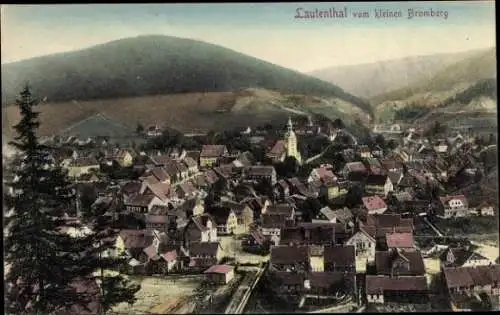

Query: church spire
[287,116,293,133]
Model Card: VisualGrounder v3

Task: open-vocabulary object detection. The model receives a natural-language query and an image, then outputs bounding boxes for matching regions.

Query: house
[297,222,347,245]
[343,162,367,182]
[384,232,416,251]
[364,214,414,238]
[272,271,306,297]
[365,174,393,196]
[124,194,165,214]
[358,145,372,158]
[362,196,387,215]
[243,229,274,253]
[443,265,500,297]
[200,145,228,168]
[318,207,336,223]
[269,245,310,272]
[329,208,355,230]
[176,181,198,199]
[112,148,136,167]
[380,159,404,173]
[222,201,254,227]
[204,265,235,284]
[261,213,289,237]
[169,161,192,182]
[274,179,291,201]
[323,245,356,273]
[66,157,100,178]
[118,229,161,262]
[478,203,495,216]
[145,167,171,184]
[182,156,199,175]
[365,275,428,304]
[207,206,238,235]
[201,169,220,187]
[77,172,102,183]
[322,179,347,200]
[145,124,162,137]
[245,165,277,185]
[308,166,337,183]
[266,140,287,163]
[437,195,470,218]
[375,249,426,277]
[158,248,179,272]
[187,242,223,270]
[183,214,218,245]
[346,228,376,263]
[307,272,356,298]
[434,140,449,153]
[145,214,169,232]
[266,203,296,221]
[121,181,143,200]
[280,225,337,247]
[232,151,255,168]
[441,246,491,268]
[286,177,310,197]
[371,145,384,157]
[140,181,177,205]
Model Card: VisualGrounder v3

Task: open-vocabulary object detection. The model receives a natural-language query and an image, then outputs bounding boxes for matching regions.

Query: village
[3,114,499,314]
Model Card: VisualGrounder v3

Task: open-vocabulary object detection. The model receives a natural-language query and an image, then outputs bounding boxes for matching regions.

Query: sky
[1,2,496,72]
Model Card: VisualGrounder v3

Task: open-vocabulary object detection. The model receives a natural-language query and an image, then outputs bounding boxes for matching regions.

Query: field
[111,275,202,314]
[2,92,236,138]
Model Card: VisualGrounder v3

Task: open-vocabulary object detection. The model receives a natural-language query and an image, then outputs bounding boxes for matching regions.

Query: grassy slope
[1,35,371,116]
[371,48,496,105]
[3,89,368,138]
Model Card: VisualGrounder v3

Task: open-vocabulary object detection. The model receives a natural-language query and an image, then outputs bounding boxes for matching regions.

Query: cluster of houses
[4,116,497,311]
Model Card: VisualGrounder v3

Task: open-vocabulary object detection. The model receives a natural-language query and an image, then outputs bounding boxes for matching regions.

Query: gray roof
[320,207,336,221]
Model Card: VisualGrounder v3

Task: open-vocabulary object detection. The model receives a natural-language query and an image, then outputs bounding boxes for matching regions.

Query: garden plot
[111,276,201,314]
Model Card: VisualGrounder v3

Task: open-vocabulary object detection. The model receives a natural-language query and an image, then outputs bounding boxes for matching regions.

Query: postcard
[2,2,498,314]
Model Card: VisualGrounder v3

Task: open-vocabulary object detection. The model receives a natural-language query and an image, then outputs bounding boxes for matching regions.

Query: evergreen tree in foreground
[4,85,98,314]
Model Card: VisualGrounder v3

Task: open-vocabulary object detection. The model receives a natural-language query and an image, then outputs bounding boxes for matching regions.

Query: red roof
[315,167,336,180]
[269,140,286,155]
[386,232,415,249]
[204,264,234,274]
[161,250,177,262]
[345,162,367,173]
[362,196,387,212]
[201,145,228,158]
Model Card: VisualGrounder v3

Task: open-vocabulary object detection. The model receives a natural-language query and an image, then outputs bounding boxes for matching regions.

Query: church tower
[285,117,302,164]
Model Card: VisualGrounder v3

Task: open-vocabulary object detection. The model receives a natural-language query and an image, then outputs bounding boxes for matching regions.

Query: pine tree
[4,85,98,314]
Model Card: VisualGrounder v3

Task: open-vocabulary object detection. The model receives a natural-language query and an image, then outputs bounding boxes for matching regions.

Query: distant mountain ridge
[371,48,497,125]
[371,48,496,105]
[1,34,372,116]
[307,49,488,99]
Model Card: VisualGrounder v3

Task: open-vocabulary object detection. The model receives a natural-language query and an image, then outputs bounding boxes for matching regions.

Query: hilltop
[1,35,371,116]
[307,49,484,99]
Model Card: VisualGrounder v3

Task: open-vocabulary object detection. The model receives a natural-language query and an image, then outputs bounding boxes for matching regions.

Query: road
[423,217,444,237]
[278,105,309,116]
[225,266,266,314]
